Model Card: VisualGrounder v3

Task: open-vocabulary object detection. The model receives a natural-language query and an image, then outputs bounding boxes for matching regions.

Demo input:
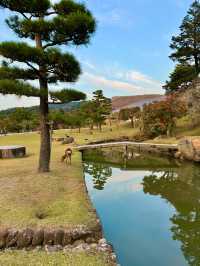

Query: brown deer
[61,148,73,165]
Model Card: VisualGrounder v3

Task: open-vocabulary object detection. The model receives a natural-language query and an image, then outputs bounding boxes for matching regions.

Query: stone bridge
[77,141,178,156]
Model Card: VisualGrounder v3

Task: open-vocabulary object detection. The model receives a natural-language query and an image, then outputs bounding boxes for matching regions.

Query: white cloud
[82,60,96,70]
[126,71,163,87]
[80,59,163,95]
[82,72,141,93]
[0,95,39,110]
[96,8,134,29]
[81,70,163,95]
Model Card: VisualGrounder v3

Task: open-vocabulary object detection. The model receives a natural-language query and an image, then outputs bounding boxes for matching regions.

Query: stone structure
[62,136,74,145]
[77,142,178,156]
[178,137,200,162]
[0,224,102,249]
[182,78,200,126]
[0,146,26,159]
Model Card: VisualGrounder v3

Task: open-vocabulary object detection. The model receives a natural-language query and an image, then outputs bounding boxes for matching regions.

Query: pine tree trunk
[38,81,51,172]
[194,54,199,74]
[35,33,51,172]
[131,117,134,128]
[90,123,94,130]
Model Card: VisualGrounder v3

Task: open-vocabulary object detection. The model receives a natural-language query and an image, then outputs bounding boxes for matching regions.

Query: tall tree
[119,107,141,128]
[80,90,112,131]
[142,95,187,137]
[92,90,112,131]
[164,64,197,93]
[0,0,96,172]
[170,0,200,74]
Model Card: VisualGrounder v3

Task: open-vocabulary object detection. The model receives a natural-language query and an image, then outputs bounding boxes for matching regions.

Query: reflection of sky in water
[85,167,187,266]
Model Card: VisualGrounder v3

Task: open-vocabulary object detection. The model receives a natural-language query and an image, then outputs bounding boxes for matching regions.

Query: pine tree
[92,90,112,131]
[170,0,200,74]
[164,64,196,93]
[0,0,96,172]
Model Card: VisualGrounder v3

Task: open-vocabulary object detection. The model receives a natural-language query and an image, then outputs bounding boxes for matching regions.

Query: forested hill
[0,101,82,116]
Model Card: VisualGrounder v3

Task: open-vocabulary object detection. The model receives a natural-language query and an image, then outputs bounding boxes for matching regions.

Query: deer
[61,147,73,165]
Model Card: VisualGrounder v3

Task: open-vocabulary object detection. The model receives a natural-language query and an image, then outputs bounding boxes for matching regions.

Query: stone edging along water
[0,214,117,264]
[0,224,101,249]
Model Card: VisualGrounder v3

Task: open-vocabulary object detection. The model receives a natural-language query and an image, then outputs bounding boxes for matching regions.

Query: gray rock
[54,229,64,245]
[98,238,107,245]
[71,229,81,241]
[0,229,8,248]
[62,231,72,246]
[44,230,54,245]
[6,229,18,248]
[81,243,90,250]
[73,239,85,247]
[85,237,96,244]
[178,137,200,161]
[17,228,33,248]
[62,136,74,145]
[63,244,73,251]
[34,246,43,251]
[174,151,182,159]
[111,253,117,261]
[74,245,85,251]
[45,245,62,253]
[32,229,44,246]
[90,243,97,249]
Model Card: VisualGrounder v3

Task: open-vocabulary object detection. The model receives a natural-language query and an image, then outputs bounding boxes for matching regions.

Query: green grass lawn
[54,123,138,145]
[0,132,97,229]
[0,251,111,266]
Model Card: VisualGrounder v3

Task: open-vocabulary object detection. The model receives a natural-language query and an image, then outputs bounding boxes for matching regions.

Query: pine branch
[0,66,38,80]
[0,42,44,65]
[0,79,40,97]
[0,0,51,17]
[49,88,86,103]
[43,39,71,49]
[45,48,81,82]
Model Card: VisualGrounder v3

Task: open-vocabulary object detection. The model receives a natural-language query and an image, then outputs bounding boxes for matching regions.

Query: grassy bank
[0,251,111,266]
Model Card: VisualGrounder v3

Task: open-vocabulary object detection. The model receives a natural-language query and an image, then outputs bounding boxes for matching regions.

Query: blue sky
[0,0,193,109]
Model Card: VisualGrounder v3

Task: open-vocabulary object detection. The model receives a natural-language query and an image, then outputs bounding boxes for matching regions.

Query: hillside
[112,94,165,111]
[0,101,83,116]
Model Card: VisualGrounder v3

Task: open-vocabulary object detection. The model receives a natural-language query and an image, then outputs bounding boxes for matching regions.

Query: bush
[142,95,187,138]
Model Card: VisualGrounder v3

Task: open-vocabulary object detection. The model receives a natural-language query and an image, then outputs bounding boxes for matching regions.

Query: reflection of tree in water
[143,166,200,266]
[84,162,112,190]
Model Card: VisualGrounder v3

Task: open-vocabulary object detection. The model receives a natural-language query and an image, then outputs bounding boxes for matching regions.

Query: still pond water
[83,158,200,266]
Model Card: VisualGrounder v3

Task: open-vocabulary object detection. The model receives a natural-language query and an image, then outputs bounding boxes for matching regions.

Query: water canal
[83,151,200,266]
